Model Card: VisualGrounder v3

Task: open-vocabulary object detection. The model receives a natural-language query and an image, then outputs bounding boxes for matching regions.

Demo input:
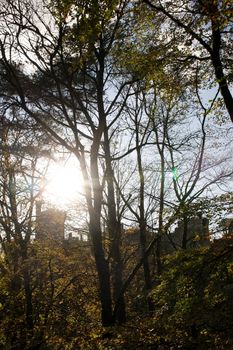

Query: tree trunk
[103,128,126,324]
[89,217,113,326]
[211,25,233,123]
[182,213,188,249]
[88,139,113,326]
[21,243,34,334]
[134,111,153,310]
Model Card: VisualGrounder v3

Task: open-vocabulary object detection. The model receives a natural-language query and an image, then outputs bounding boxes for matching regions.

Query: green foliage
[0,241,98,349]
[151,242,233,348]
[49,0,122,62]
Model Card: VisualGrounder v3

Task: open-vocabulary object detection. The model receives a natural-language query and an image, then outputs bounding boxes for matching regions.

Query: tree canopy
[0,0,232,348]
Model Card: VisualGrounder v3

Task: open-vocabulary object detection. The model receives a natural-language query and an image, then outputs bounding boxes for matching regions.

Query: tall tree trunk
[89,219,113,326]
[89,143,113,326]
[104,128,126,324]
[143,0,233,123]
[211,12,233,123]
[20,243,34,334]
[23,269,34,333]
[135,112,152,307]
[156,151,165,275]
[152,104,166,275]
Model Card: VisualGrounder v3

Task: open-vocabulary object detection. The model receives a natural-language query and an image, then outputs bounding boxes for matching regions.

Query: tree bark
[103,127,126,324]
[143,0,233,123]
[211,12,233,123]
[20,242,34,334]
[182,213,188,250]
[90,221,113,326]
[89,142,113,326]
[134,105,153,311]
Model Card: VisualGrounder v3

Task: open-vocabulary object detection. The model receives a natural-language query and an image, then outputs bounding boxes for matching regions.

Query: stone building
[36,202,66,241]
[162,215,210,254]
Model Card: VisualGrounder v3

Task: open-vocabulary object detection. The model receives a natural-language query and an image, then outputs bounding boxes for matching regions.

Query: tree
[144,84,233,255]
[0,0,232,335]
[0,0,134,325]
[0,114,49,346]
[151,243,233,348]
[142,0,233,123]
[0,120,100,348]
[115,77,232,279]
[117,85,155,309]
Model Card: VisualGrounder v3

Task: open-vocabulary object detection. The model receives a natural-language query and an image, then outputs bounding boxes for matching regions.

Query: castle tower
[36,207,66,242]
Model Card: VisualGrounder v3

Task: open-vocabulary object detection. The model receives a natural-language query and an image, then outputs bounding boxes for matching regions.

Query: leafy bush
[151,240,233,348]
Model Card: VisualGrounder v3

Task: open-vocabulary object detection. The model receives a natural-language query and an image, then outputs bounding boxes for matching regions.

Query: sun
[43,162,84,207]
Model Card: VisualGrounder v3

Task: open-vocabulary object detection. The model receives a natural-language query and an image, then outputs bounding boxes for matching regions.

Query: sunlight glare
[44,163,83,207]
